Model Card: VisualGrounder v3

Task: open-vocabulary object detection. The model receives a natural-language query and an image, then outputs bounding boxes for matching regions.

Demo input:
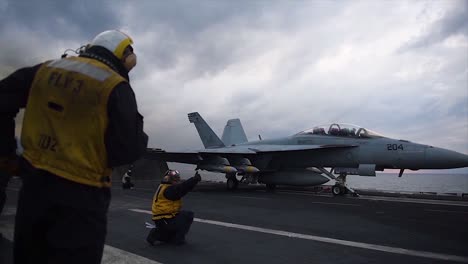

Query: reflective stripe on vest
[152,184,182,220]
[47,59,112,81]
[21,56,127,188]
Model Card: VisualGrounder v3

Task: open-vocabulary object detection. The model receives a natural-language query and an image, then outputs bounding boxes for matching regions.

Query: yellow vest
[21,56,127,188]
[152,184,182,220]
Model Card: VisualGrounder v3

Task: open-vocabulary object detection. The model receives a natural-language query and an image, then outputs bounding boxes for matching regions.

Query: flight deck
[2,178,468,264]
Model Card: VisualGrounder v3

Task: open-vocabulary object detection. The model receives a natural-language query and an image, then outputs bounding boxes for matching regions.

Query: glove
[193,171,201,182]
[0,154,19,176]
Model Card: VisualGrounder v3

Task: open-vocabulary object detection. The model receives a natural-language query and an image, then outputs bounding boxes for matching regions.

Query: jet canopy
[297,123,384,139]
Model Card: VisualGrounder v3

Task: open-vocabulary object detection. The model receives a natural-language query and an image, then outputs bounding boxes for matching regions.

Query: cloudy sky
[1,0,467,173]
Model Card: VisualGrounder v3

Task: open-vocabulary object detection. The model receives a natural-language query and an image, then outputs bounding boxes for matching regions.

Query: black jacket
[0,46,148,167]
[163,175,201,201]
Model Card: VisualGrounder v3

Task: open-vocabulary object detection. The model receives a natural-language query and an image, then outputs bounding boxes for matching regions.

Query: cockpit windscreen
[297,123,384,138]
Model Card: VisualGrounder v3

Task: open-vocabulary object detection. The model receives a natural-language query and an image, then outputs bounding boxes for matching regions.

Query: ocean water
[173,164,468,194]
[346,173,468,194]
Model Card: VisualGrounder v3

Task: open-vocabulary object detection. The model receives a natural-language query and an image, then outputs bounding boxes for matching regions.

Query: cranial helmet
[163,170,179,182]
[165,170,180,177]
[90,30,134,60]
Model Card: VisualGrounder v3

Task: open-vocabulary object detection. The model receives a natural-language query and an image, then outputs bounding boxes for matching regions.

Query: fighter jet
[147,112,468,196]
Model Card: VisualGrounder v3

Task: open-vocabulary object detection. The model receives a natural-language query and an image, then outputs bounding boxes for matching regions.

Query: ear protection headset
[122,52,137,71]
[60,39,136,71]
[61,44,90,58]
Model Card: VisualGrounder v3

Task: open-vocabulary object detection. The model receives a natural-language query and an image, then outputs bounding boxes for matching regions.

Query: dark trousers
[14,159,111,264]
[148,210,194,244]
[0,171,12,216]
[0,187,7,217]
[122,181,134,189]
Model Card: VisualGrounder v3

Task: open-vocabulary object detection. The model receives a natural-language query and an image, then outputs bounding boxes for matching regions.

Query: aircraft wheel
[266,184,276,191]
[332,185,343,196]
[226,177,238,190]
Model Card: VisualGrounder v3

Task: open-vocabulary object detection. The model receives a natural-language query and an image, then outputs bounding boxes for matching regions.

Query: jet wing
[198,144,357,154]
[245,144,357,153]
[146,144,357,164]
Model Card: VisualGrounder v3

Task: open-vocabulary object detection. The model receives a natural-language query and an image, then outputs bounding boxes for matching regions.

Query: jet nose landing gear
[331,184,359,197]
[331,172,359,197]
[332,184,345,196]
[317,168,360,197]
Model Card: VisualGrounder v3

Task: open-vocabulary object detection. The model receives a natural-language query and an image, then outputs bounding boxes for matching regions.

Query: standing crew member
[147,170,201,245]
[122,166,135,189]
[0,29,148,264]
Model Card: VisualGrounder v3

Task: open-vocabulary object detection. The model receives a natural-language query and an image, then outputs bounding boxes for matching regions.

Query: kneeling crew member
[147,170,201,245]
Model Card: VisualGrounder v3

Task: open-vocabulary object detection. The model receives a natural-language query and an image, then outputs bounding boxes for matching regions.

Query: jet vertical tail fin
[221,118,248,146]
[188,112,225,149]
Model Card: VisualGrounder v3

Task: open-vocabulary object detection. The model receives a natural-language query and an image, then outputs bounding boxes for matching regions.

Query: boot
[146,228,159,246]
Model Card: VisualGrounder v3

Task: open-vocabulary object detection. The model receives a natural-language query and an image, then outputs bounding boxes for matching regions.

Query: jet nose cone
[461,154,468,167]
[425,147,468,169]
